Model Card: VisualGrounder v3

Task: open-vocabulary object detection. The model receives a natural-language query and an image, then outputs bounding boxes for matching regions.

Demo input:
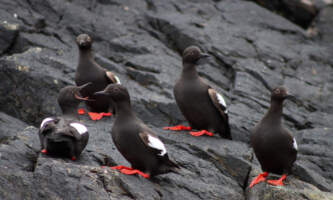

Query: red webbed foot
[101,112,112,117]
[249,172,268,188]
[163,125,192,131]
[77,108,85,115]
[189,130,213,137]
[41,149,47,154]
[267,174,286,186]
[88,112,112,120]
[110,165,149,178]
[88,112,104,121]
[71,156,76,161]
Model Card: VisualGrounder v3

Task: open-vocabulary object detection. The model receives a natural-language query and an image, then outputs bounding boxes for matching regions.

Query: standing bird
[38,83,91,160]
[75,33,121,120]
[249,87,297,188]
[163,46,231,139]
[95,84,179,178]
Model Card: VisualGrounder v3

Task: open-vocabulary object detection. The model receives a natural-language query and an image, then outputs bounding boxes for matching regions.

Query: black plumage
[75,33,120,113]
[250,86,297,187]
[95,84,179,177]
[38,83,90,160]
[173,46,231,139]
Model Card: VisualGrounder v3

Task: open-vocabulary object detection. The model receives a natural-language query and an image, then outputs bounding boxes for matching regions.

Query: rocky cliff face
[0,0,332,199]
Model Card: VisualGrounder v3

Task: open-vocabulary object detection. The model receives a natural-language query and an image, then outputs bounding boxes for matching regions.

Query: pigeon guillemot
[75,33,121,120]
[249,86,297,188]
[95,84,179,178]
[164,46,231,139]
[38,83,91,160]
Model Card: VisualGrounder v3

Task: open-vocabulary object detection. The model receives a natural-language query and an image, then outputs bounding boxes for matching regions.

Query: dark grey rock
[312,5,333,44]
[248,0,318,28]
[0,0,332,199]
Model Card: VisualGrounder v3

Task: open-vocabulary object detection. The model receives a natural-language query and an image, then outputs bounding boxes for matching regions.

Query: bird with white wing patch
[163,46,231,139]
[94,84,179,178]
[250,86,297,188]
[38,83,91,160]
[75,33,121,121]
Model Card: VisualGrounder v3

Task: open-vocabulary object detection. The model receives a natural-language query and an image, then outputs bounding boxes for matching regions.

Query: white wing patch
[70,123,88,135]
[114,75,121,84]
[216,92,228,114]
[293,138,298,151]
[147,135,167,156]
[40,117,54,129]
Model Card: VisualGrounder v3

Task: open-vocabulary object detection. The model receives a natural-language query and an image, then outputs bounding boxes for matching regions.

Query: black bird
[38,83,91,160]
[249,86,297,188]
[95,84,179,178]
[164,46,231,139]
[75,33,121,120]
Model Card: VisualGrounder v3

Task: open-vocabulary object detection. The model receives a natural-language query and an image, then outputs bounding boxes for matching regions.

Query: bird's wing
[68,122,88,140]
[105,71,121,84]
[39,117,56,134]
[139,132,167,156]
[207,88,228,120]
[283,129,298,153]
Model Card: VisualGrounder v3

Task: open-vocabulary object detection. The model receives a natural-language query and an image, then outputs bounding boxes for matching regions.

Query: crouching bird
[163,46,231,139]
[249,86,297,188]
[95,84,179,178]
[38,83,91,160]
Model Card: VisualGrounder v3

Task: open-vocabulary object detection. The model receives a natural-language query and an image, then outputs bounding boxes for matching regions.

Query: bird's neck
[181,62,199,79]
[115,101,135,120]
[61,107,79,120]
[263,100,283,125]
[78,49,94,66]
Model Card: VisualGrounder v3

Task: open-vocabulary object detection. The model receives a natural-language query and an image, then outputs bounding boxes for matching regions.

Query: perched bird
[164,46,231,139]
[75,33,121,120]
[95,84,179,178]
[38,83,91,160]
[249,86,297,188]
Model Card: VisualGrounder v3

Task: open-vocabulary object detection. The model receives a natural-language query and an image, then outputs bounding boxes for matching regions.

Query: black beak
[74,82,94,101]
[78,82,92,91]
[286,93,296,101]
[200,53,210,58]
[94,90,108,96]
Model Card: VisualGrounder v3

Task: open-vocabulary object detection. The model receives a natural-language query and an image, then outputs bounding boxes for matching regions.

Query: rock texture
[0,0,332,199]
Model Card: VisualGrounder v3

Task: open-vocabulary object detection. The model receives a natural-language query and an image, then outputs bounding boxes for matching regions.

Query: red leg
[120,169,150,179]
[249,172,268,188]
[267,174,286,186]
[41,149,47,154]
[71,156,76,161]
[189,130,213,137]
[110,165,150,178]
[163,125,192,131]
[77,108,85,115]
[110,165,133,170]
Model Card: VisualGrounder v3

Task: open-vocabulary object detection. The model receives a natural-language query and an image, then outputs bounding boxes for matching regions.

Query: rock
[246,165,333,200]
[0,112,28,142]
[0,0,332,199]
[311,5,333,44]
[249,0,318,28]
[0,47,72,125]
[294,128,333,192]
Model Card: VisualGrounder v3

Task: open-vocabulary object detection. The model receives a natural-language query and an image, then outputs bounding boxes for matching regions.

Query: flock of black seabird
[38,34,298,188]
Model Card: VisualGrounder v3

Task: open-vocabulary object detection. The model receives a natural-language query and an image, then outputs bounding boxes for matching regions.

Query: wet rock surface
[0,0,332,199]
